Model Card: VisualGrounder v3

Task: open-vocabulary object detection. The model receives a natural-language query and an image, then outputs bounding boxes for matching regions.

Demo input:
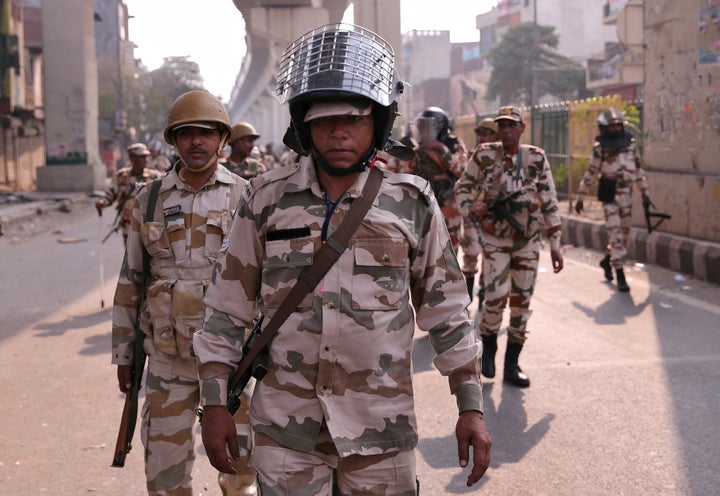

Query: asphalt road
[1,198,718,495]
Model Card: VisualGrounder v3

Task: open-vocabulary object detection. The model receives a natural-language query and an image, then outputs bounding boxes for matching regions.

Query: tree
[133,56,206,135]
[486,22,589,106]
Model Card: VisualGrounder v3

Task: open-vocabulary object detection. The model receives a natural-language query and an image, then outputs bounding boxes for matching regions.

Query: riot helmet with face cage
[275,23,406,159]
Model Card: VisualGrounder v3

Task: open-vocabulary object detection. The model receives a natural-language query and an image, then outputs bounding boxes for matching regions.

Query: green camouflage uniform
[225,157,267,180]
[193,158,483,492]
[101,166,163,243]
[412,137,467,248]
[111,164,254,496]
[577,139,648,268]
[454,143,562,343]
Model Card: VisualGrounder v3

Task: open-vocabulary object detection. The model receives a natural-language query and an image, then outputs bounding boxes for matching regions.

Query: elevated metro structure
[228,0,401,148]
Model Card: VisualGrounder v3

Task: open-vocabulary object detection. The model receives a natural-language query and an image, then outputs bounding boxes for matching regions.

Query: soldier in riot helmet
[194,23,491,494]
[454,105,564,389]
[574,107,650,293]
[413,106,468,249]
[109,90,255,495]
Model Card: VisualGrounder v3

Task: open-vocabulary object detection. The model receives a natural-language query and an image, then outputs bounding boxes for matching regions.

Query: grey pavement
[1,189,719,286]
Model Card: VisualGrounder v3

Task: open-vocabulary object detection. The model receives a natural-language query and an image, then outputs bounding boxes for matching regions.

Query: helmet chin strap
[172,130,230,174]
[312,147,377,177]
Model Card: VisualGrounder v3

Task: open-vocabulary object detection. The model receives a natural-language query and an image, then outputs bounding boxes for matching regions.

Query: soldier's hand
[95,199,106,216]
[551,248,564,273]
[456,410,491,486]
[574,198,584,214]
[201,405,240,474]
[117,364,132,393]
[470,201,488,218]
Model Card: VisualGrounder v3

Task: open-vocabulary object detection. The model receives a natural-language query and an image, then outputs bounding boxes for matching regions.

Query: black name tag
[266,227,311,241]
[163,205,182,217]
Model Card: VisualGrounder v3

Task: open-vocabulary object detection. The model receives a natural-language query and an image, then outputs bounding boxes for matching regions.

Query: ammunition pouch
[597,177,617,204]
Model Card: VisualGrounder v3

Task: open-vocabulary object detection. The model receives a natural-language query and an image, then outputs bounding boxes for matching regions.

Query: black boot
[481,334,497,379]
[599,254,613,281]
[465,274,475,300]
[616,268,630,292]
[504,342,530,388]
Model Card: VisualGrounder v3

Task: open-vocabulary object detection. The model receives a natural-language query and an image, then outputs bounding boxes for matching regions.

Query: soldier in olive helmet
[110,90,255,495]
[225,122,267,180]
[574,107,649,293]
[194,23,491,494]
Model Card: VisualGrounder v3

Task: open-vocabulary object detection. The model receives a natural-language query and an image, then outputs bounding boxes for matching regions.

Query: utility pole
[531,0,539,106]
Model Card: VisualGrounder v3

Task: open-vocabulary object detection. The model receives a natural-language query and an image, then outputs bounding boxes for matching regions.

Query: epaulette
[384,172,434,205]
[522,143,546,155]
[242,162,301,202]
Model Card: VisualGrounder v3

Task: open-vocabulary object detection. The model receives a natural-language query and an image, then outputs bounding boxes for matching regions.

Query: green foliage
[486,22,588,105]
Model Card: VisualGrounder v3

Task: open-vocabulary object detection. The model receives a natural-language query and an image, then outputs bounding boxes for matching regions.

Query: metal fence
[453,96,644,200]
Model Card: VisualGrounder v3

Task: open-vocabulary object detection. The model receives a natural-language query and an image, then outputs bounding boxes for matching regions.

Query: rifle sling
[227,166,384,393]
[127,179,162,442]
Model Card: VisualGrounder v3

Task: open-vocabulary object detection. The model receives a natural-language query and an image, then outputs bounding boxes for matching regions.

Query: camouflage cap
[303,100,373,122]
[495,106,523,123]
[126,143,151,156]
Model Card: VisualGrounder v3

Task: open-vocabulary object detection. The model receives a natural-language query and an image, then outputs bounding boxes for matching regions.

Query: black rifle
[196,316,270,422]
[486,189,526,235]
[642,193,671,233]
[111,179,161,467]
[227,316,270,415]
[103,185,136,243]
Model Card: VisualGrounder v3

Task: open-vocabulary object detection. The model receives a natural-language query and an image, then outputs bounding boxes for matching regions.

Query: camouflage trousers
[602,194,633,269]
[142,353,255,496]
[440,207,462,250]
[478,232,540,344]
[251,427,417,495]
[460,217,482,275]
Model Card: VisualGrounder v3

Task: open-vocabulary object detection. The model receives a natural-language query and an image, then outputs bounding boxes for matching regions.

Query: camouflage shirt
[193,157,483,457]
[454,143,562,250]
[225,157,267,180]
[413,136,467,209]
[577,139,648,197]
[111,165,246,364]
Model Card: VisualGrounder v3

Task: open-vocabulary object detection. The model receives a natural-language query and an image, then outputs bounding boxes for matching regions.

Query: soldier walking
[454,105,564,388]
[225,122,267,180]
[110,91,255,495]
[574,107,650,293]
[95,143,163,245]
[193,23,491,495]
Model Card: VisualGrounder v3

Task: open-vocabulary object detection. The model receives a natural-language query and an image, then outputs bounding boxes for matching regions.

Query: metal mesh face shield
[275,23,402,107]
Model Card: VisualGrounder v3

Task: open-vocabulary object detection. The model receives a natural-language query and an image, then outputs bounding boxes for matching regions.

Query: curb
[561,214,720,285]
[0,192,90,236]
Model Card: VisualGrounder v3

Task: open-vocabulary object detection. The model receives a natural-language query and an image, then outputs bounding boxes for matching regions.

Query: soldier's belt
[151,266,214,280]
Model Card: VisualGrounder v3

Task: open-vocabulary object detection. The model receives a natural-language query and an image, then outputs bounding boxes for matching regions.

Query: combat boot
[616,268,630,292]
[599,254,613,281]
[480,334,498,378]
[504,341,530,388]
[465,274,475,300]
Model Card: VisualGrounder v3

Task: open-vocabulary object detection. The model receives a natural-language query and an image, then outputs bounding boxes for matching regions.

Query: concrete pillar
[36,0,105,192]
[353,0,403,79]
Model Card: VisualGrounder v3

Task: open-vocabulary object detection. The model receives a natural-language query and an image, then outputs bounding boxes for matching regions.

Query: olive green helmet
[163,90,232,145]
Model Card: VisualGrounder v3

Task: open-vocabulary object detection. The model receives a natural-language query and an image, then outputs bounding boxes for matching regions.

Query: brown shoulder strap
[227,166,384,390]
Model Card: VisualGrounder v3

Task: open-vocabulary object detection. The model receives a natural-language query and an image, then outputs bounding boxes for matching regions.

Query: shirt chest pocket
[262,237,317,310]
[351,238,409,311]
[205,210,232,262]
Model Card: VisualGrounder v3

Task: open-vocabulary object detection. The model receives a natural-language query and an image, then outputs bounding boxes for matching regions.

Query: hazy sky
[123,0,496,101]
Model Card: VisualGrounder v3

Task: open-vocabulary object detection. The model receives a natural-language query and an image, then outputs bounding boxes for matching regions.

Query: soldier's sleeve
[535,150,562,251]
[404,180,483,413]
[448,137,468,177]
[453,146,486,217]
[193,193,263,407]
[110,196,145,365]
[577,144,602,196]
